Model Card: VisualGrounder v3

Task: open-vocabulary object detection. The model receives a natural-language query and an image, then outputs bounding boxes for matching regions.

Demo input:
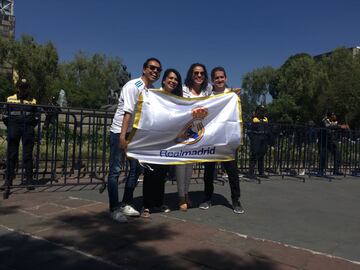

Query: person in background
[176,63,212,211]
[141,68,183,217]
[199,67,244,214]
[318,112,348,176]
[107,57,162,222]
[43,96,61,131]
[246,105,270,180]
[1,79,39,191]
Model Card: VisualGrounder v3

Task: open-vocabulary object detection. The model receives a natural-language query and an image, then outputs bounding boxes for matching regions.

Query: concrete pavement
[1,175,360,269]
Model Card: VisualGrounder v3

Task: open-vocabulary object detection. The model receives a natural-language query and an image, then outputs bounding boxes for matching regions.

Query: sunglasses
[147,65,162,73]
[193,71,205,76]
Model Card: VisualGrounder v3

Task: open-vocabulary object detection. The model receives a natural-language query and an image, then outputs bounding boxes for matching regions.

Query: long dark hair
[184,63,209,91]
[161,68,183,97]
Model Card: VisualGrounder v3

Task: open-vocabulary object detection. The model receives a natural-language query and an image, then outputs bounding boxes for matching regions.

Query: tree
[318,47,360,128]
[10,35,59,103]
[275,53,328,123]
[0,36,12,64]
[0,37,14,100]
[242,47,360,127]
[52,51,130,108]
[267,94,300,124]
[0,73,12,101]
[1,34,131,108]
[242,66,277,103]
[239,92,256,122]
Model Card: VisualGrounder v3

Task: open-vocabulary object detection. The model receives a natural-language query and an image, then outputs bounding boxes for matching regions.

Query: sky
[14,0,360,88]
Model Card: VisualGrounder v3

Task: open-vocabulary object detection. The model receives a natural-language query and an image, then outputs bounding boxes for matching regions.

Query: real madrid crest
[175,106,208,145]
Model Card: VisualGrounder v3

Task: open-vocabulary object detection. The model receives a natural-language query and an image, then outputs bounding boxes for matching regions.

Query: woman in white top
[177,63,212,211]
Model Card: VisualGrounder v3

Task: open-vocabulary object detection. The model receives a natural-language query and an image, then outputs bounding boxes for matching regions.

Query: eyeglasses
[193,71,205,76]
[147,65,162,73]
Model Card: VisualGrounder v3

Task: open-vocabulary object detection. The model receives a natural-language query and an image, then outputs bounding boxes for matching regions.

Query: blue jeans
[107,132,142,212]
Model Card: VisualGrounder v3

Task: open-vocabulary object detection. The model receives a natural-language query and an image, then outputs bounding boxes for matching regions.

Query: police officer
[318,112,347,176]
[1,79,39,191]
[247,105,270,179]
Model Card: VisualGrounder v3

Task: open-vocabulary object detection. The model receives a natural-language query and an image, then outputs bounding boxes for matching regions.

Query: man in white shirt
[108,58,162,222]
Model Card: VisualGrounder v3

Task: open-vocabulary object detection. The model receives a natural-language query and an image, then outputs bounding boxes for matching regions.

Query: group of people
[1,57,348,218]
[107,57,245,223]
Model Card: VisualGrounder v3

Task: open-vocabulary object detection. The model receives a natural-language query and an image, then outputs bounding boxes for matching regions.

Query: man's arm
[120,112,132,150]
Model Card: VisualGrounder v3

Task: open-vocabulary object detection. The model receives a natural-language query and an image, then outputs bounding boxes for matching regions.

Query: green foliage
[318,48,360,127]
[0,34,130,108]
[276,53,328,123]
[0,73,13,101]
[3,33,360,128]
[0,37,14,100]
[242,66,277,102]
[0,37,12,64]
[53,51,130,108]
[241,66,277,121]
[242,47,360,128]
[10,35,59,103]
[267,94,300,124]
[239,92,257,122]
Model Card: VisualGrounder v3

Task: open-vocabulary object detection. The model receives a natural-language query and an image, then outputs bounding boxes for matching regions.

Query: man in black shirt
[318,112,348,176]
[247,105,270,179]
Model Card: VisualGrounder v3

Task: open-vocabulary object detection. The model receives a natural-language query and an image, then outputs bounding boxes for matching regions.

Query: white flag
[127,89,242,164]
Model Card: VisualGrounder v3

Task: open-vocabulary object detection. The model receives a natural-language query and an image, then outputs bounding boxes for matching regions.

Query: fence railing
[0,103,116,198]
[1,102,360,198]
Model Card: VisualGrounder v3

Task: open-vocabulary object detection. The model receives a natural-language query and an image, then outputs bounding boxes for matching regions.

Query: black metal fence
[238,123,360,177]
[1,102,360,198]
[0,103,115,198]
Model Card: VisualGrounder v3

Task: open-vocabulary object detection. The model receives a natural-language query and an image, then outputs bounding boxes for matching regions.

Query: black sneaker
[232,201,244,214]
[199,201,211,210]
[110,209,128,223]
[0,184,8,191]
[20,181,35,191]
[245,173,256,179]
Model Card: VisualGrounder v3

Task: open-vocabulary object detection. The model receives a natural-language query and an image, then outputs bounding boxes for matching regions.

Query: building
[0,0,15,39]
[350,46,360,57]
[0,0,15,75]
[314,46,360,60]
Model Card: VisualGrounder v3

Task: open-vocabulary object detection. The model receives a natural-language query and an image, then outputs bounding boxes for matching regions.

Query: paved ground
[1,175,360,269]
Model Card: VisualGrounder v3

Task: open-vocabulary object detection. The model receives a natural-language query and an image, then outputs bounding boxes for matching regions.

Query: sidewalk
[1,181,360,270]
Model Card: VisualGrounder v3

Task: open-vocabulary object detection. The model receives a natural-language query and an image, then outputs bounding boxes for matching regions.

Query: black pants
[143,164,168,209]
[319,141,340,174]
[6,122,35,185]
[203,161,240,203]
[249,137,268,175]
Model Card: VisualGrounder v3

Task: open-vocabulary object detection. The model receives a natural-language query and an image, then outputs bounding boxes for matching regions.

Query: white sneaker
[110,210,128,223]
[199,201,211,210]
[121,204,140,217]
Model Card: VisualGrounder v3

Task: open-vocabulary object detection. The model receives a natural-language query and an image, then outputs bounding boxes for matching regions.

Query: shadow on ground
[132,190,234,212]
[0,206,279,270]
[0,205,20,215]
